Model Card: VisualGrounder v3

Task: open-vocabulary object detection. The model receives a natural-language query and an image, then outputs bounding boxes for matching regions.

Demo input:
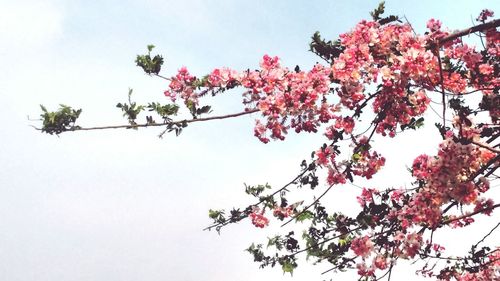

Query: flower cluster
[395,134,497,230]
[164,67,197,104]
[272,206,295,220]
[171,8,500,279]
[249,208,269,228]
[476,9,494,22]
[350,235,374,258]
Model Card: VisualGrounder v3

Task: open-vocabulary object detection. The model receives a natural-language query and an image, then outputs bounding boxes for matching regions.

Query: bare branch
[36,109,259,134]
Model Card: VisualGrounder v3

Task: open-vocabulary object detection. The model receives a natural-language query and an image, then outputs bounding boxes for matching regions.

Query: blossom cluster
[397,132,497,229]
[162,9,499,280]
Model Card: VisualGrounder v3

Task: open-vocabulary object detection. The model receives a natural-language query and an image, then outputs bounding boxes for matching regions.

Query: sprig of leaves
[135,44,164,75]
[116,89,144,126]
[370,1,386,21]
[146,102,179,123]
[186,100,212,119]
[39,104,82,135]
[370,1,400,25]
[245,183,272,197]
[309,32,344,63]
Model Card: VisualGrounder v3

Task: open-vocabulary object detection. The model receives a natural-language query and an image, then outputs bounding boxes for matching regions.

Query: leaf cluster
[309,32,344,64]
[370,1,400,25]
[116,89,144,126]
[39,104,82,135]
[135,45,164,75]
[146,102,179,123]
[186,101,212,119]
[245,183,271,197]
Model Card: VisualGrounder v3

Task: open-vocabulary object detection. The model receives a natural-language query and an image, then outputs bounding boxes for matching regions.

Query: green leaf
[208,209,221,219]
[39,104,82,135]
[136,45,164,75]
[244,183,271,197]
[295,210,314,222]
[196,105,212,115]
[267,235,284,250]
[352,153,361,162]
[281,259,297,275]
[309,31,344,63]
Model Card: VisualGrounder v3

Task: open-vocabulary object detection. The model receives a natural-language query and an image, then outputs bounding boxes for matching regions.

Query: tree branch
[441,203,500,226]
[35,109,259,133]
[471,141,500,154]
[437,19,500,45]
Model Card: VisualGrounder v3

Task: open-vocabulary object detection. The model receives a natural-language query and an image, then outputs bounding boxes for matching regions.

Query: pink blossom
[351,236,374,258]
[478,63,494,75]
[373,255,388,270]
[249,211,269,228]
[476,9,494,22]
[426,19,442,31]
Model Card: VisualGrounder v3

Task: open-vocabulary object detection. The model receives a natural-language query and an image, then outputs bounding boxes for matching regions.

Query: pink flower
[373,255,388,270]
[476,9,494,22]
[426,19,442,31]
[273,206,294,219]
[249,211,269,228]
[350,236,374,258]
[357,188,377,207]
[356,262,375,277]
[478,63,494,75]
[260,54,280,70]
[401,232,423,259]
[326,168,346,185]
[253,120,269,143]
[163,90,176,102]
[474,198,494,216]
[412,154,431,179]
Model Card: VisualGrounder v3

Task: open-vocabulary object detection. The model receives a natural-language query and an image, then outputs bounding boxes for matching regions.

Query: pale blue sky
[0,1,498,280]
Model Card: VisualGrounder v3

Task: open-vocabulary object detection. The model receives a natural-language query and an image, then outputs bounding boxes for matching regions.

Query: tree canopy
[35,3,499,280]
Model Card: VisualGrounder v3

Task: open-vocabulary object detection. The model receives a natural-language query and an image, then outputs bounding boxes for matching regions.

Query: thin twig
[281,184,333,227]
[473,221,500,249]
[321,256,357,275]
[403,15,417,36]
[154,73,172,81]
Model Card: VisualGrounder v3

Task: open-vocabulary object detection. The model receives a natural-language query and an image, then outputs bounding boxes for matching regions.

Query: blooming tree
[36,3,499,280]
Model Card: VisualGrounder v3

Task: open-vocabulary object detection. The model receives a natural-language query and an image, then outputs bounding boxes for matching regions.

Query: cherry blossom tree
[35,3,499,280]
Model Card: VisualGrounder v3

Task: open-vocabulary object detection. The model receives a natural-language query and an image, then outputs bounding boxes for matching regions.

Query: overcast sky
[0,1,498,280]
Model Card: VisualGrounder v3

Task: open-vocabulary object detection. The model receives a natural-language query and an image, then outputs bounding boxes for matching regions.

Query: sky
[0,1,499,280]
